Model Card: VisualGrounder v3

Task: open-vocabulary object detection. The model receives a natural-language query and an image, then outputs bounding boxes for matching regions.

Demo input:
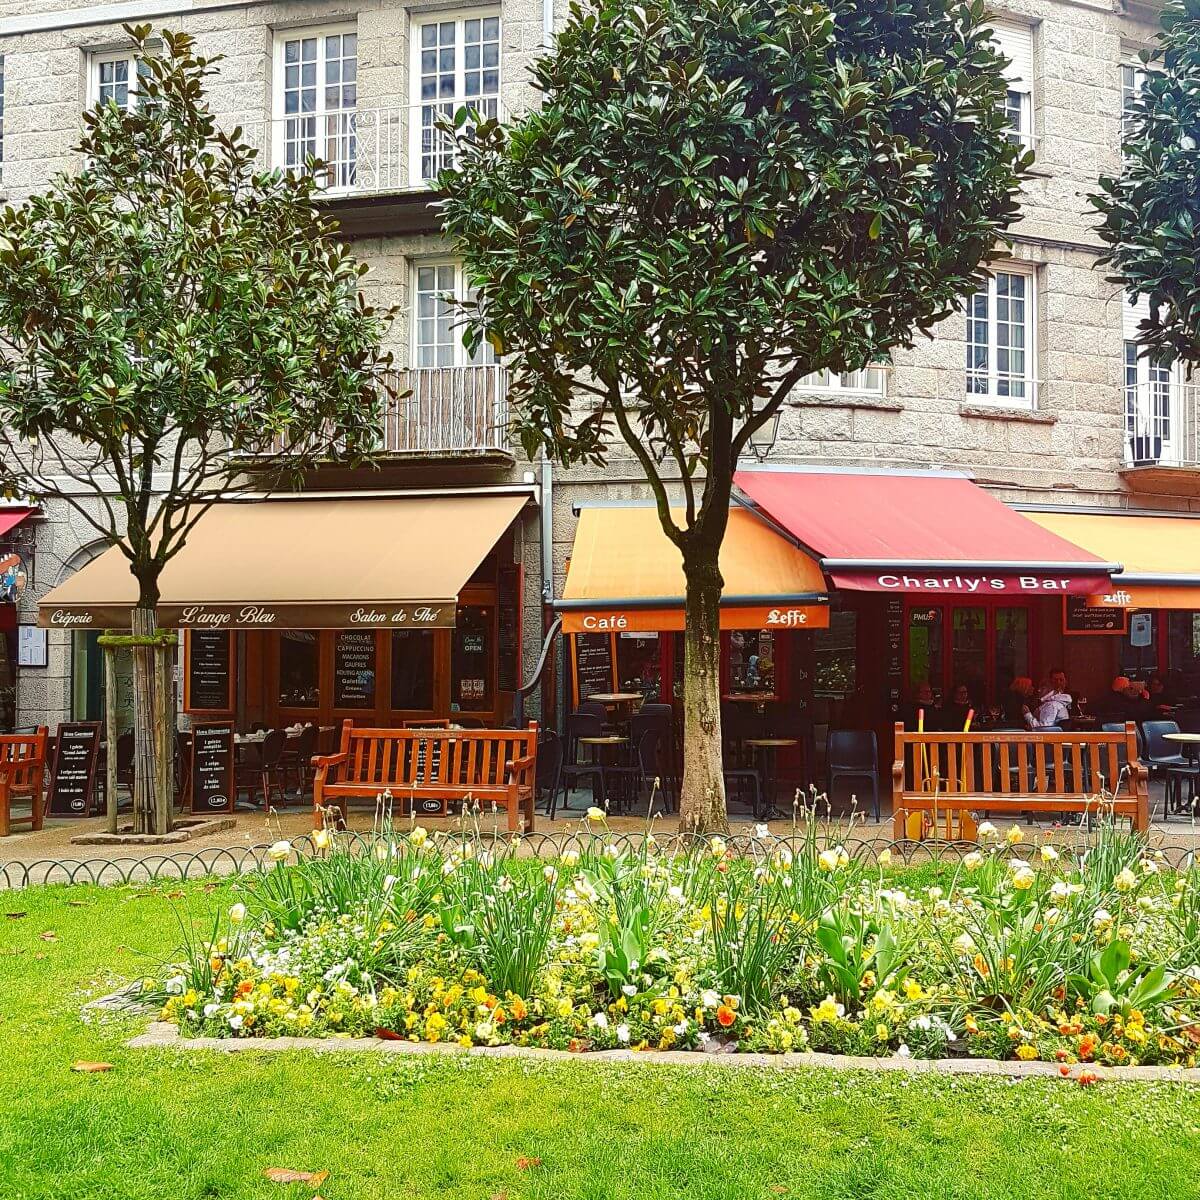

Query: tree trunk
[678,544,729,835]
[130,606,168,834]
[103,642,118,835]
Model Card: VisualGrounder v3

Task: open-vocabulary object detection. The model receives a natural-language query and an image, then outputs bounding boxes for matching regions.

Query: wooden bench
[312,721,539,833]
[892,722,1149,838]
[0,728,48,838]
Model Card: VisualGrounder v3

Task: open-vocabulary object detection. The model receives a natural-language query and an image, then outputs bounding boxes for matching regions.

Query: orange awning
[38,493,527,629]
[557,506,829,633]
[1024,510,1200,609]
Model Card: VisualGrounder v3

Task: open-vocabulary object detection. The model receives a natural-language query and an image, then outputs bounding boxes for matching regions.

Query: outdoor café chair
[537,730,564,817]
[826,729,880,821]
[557,711,608,815]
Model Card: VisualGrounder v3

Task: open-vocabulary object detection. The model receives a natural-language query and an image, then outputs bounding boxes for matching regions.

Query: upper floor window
[0,56,6,174]
[798,367,887,395]
[272,28,357,189]
[91,50,144,111]
[965,266,1036,405]
[988,20,1034,151]
[411,13,501,183]
[414,261,495,369]
[1123,292,1177,463]
[1121,62,1150,151]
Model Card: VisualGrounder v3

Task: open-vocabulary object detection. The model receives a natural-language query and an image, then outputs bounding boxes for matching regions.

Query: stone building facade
[0,0,1184,737]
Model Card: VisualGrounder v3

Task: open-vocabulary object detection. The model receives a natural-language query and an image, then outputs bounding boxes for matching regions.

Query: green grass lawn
[2,880,1199,1200]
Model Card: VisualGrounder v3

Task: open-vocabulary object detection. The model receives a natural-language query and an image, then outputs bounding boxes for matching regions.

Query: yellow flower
[818,849,840,872]
[710,837,727,859]
[228,903,246,924]
[1039,844,1059,863]
[1011,865,1035,890]
[312,827,330,851]
[267,839,291,862]
[1015,1043,1038,1061]
[902,978,924,1001]
[586,806,605,822]
[1005,825,1024,846]
[962,851,983,870]
[409,826,429,847]
[877,848,892,867]
[1115,867,1137,893]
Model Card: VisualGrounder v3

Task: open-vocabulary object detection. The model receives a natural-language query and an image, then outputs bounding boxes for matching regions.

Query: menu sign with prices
[190,722,234,814]
[574,633,614,702]
[186,630,233,712]
[47,722,101,817]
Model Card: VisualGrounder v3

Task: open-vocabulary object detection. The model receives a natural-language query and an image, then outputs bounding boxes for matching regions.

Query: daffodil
[267,840,291,862]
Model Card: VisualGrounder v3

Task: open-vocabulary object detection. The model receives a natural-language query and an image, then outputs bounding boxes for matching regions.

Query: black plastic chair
[576,700,609,723]
[1139,720,1192,817]
[537,731,564,817]
[281,725,318,800]
[236,729,287,810]
[629,710,678,810]
[827,729,880,820]
[557,712,608,814]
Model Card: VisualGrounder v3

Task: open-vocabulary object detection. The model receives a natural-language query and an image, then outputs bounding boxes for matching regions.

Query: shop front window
[906,606,943,698]
[616,633,661,703]
[279,631,320,707]
[951,607,987,701]
[390,629,435,710]
[1120,610,1157,679]
[813,610,857,698]
[994,607,1030,693]
[452,604,492,711]
[1167,611,1200,697]
[727,630,774,695]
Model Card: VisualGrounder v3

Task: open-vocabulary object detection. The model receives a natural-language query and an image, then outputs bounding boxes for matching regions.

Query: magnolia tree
[0,27,393,833]
[1093,0,1200,363]
[441,0,1025,832]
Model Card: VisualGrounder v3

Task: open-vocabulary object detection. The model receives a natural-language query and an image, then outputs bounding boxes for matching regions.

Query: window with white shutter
[1123,292,1177,463]
[988,19,1034,151]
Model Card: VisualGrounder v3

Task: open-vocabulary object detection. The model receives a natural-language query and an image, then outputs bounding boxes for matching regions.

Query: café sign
[40,601,459,629]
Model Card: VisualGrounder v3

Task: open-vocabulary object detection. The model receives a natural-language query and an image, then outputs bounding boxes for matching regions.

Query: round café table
[1162,733,1200,815]
[578,734,630,813]
[743,737,797,820]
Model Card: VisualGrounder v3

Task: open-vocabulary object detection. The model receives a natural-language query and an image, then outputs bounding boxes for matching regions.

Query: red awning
[0,508,33,538]
[734,469,1118,596]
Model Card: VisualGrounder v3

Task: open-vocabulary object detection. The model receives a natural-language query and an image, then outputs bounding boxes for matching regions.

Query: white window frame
[0,55,6,177]
[89,49,142,111]
[271,25,358,191]
[411,260,495,370]
[988,19,1034,152]
[964,264,1037,407]
[1123,292,1178,463]
[797,366,888,396]
[409,10,502,187]
[1121,60,1150,151]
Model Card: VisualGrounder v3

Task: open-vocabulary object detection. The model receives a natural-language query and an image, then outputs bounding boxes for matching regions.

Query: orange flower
[716,1005,737,1028]
[236,980,254,996]
[510,997,528,1021]
[1077,1070,1100,1087]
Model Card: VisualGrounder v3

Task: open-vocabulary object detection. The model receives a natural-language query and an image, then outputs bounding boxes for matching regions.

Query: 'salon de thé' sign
[41,602,458,629]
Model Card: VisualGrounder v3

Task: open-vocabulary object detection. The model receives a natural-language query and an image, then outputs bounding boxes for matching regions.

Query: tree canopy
[0,25,393,602]
[1093,0,1200,365]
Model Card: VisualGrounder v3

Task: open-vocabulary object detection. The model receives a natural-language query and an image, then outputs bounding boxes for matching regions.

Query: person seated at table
[998,676,1037,728]
[1095,675,1150,724]
[941,682,975,732]
[1146,673,1175,714]
[1034,676,1074,728]
[899,681,939,731]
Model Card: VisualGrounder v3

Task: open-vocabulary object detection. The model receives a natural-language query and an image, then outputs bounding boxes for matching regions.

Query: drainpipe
[543,0,554,47]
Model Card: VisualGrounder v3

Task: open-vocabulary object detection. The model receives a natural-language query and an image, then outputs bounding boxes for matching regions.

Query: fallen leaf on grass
[4,911,26,919]
[516,1157,542,1171]
[71,1061,113,1073]
[374,1027,403,1041]
[38,931,59,942]
[263,1168,329,1186]
[167,890,185,900]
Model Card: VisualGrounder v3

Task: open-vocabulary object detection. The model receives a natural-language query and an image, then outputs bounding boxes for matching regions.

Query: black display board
[47,722,101,817]
[333,631,377,709]
[186,630,233,712]
[1063,595,1128,636]
[190,722,234,814]
[574,633,614,703]
[885,597,904,714]
[497,564,521,693]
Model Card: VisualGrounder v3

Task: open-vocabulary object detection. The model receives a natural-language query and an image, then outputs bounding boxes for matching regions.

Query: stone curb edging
[126,1022,1200,1083]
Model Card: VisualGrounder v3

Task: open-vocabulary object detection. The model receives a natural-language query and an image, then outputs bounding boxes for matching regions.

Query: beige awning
[38,493,526,630]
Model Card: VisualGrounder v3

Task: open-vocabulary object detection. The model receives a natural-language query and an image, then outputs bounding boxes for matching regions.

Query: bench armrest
[311,750,348,778]
[505,752,536,789]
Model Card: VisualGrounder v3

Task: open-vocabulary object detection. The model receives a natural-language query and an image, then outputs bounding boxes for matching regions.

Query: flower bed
[149,815,1200,1068]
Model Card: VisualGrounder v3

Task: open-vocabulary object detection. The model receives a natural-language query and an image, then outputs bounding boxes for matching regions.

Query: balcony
[1120,381,1200,494]
[236,100,503,198]
[263,365,510,464]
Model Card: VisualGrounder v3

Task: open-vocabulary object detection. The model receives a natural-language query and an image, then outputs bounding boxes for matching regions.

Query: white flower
[312,828,330,850]
[202,1003,218,1018]
[543,865,558,884]
[616,1023,631,1044]
[700,989,721,1010]
[586,806,605,822]
[926,886,943,901]
[1115,867,1137,893]
[667,885,684,903]
[1093,907,1114,928]
[560,850,580,867]
[267,840,291,862]
[962,851,983,870]
[382,874,397,892]
[896,1043,911,1058]
[818,848,840,872]
[475,1020,495,1040]
[952,933,975,955]
[590,1011,609,1029]
[1142,858,1159,875]
[1050,880,1072,902]
[1040,845,1059,863]
[495,875,513,893]
[409,826,428,847]
[228,903,246,925]
[754,823,770,839]
[604,844,620,860]
[977,821,998,840]
[228,1014,244,1030]
[165,975,185,995]
[878,847,892,867]
[621,984,637,997]
[697,1030,711,1045]
[674,1019,689,1036]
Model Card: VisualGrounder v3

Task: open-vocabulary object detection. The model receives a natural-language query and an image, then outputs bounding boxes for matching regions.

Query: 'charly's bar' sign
[40,602,458,629]
[827,571,1109,597]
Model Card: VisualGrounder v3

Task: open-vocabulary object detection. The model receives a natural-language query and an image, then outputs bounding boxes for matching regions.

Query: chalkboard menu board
[333,631,377,709]
[497,565,521,693]
[1064,595,1128,636]
[574,633,615,703]
[47,722,101,817]
[190,722,234,814]
[187,630,233,712]
[886,597,903,713]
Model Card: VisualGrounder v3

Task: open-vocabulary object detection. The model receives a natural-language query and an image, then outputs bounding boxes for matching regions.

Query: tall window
[0,56,6,176]
[91,50,143,111]
[1121,62,1147,150]
[1123,293,1175,462]
[413,262,494,369]
[989,21,1034,150]
[273,29,357,189]
[965,268,1035,403]
[798,366,886,395]
[412,14,501,183]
